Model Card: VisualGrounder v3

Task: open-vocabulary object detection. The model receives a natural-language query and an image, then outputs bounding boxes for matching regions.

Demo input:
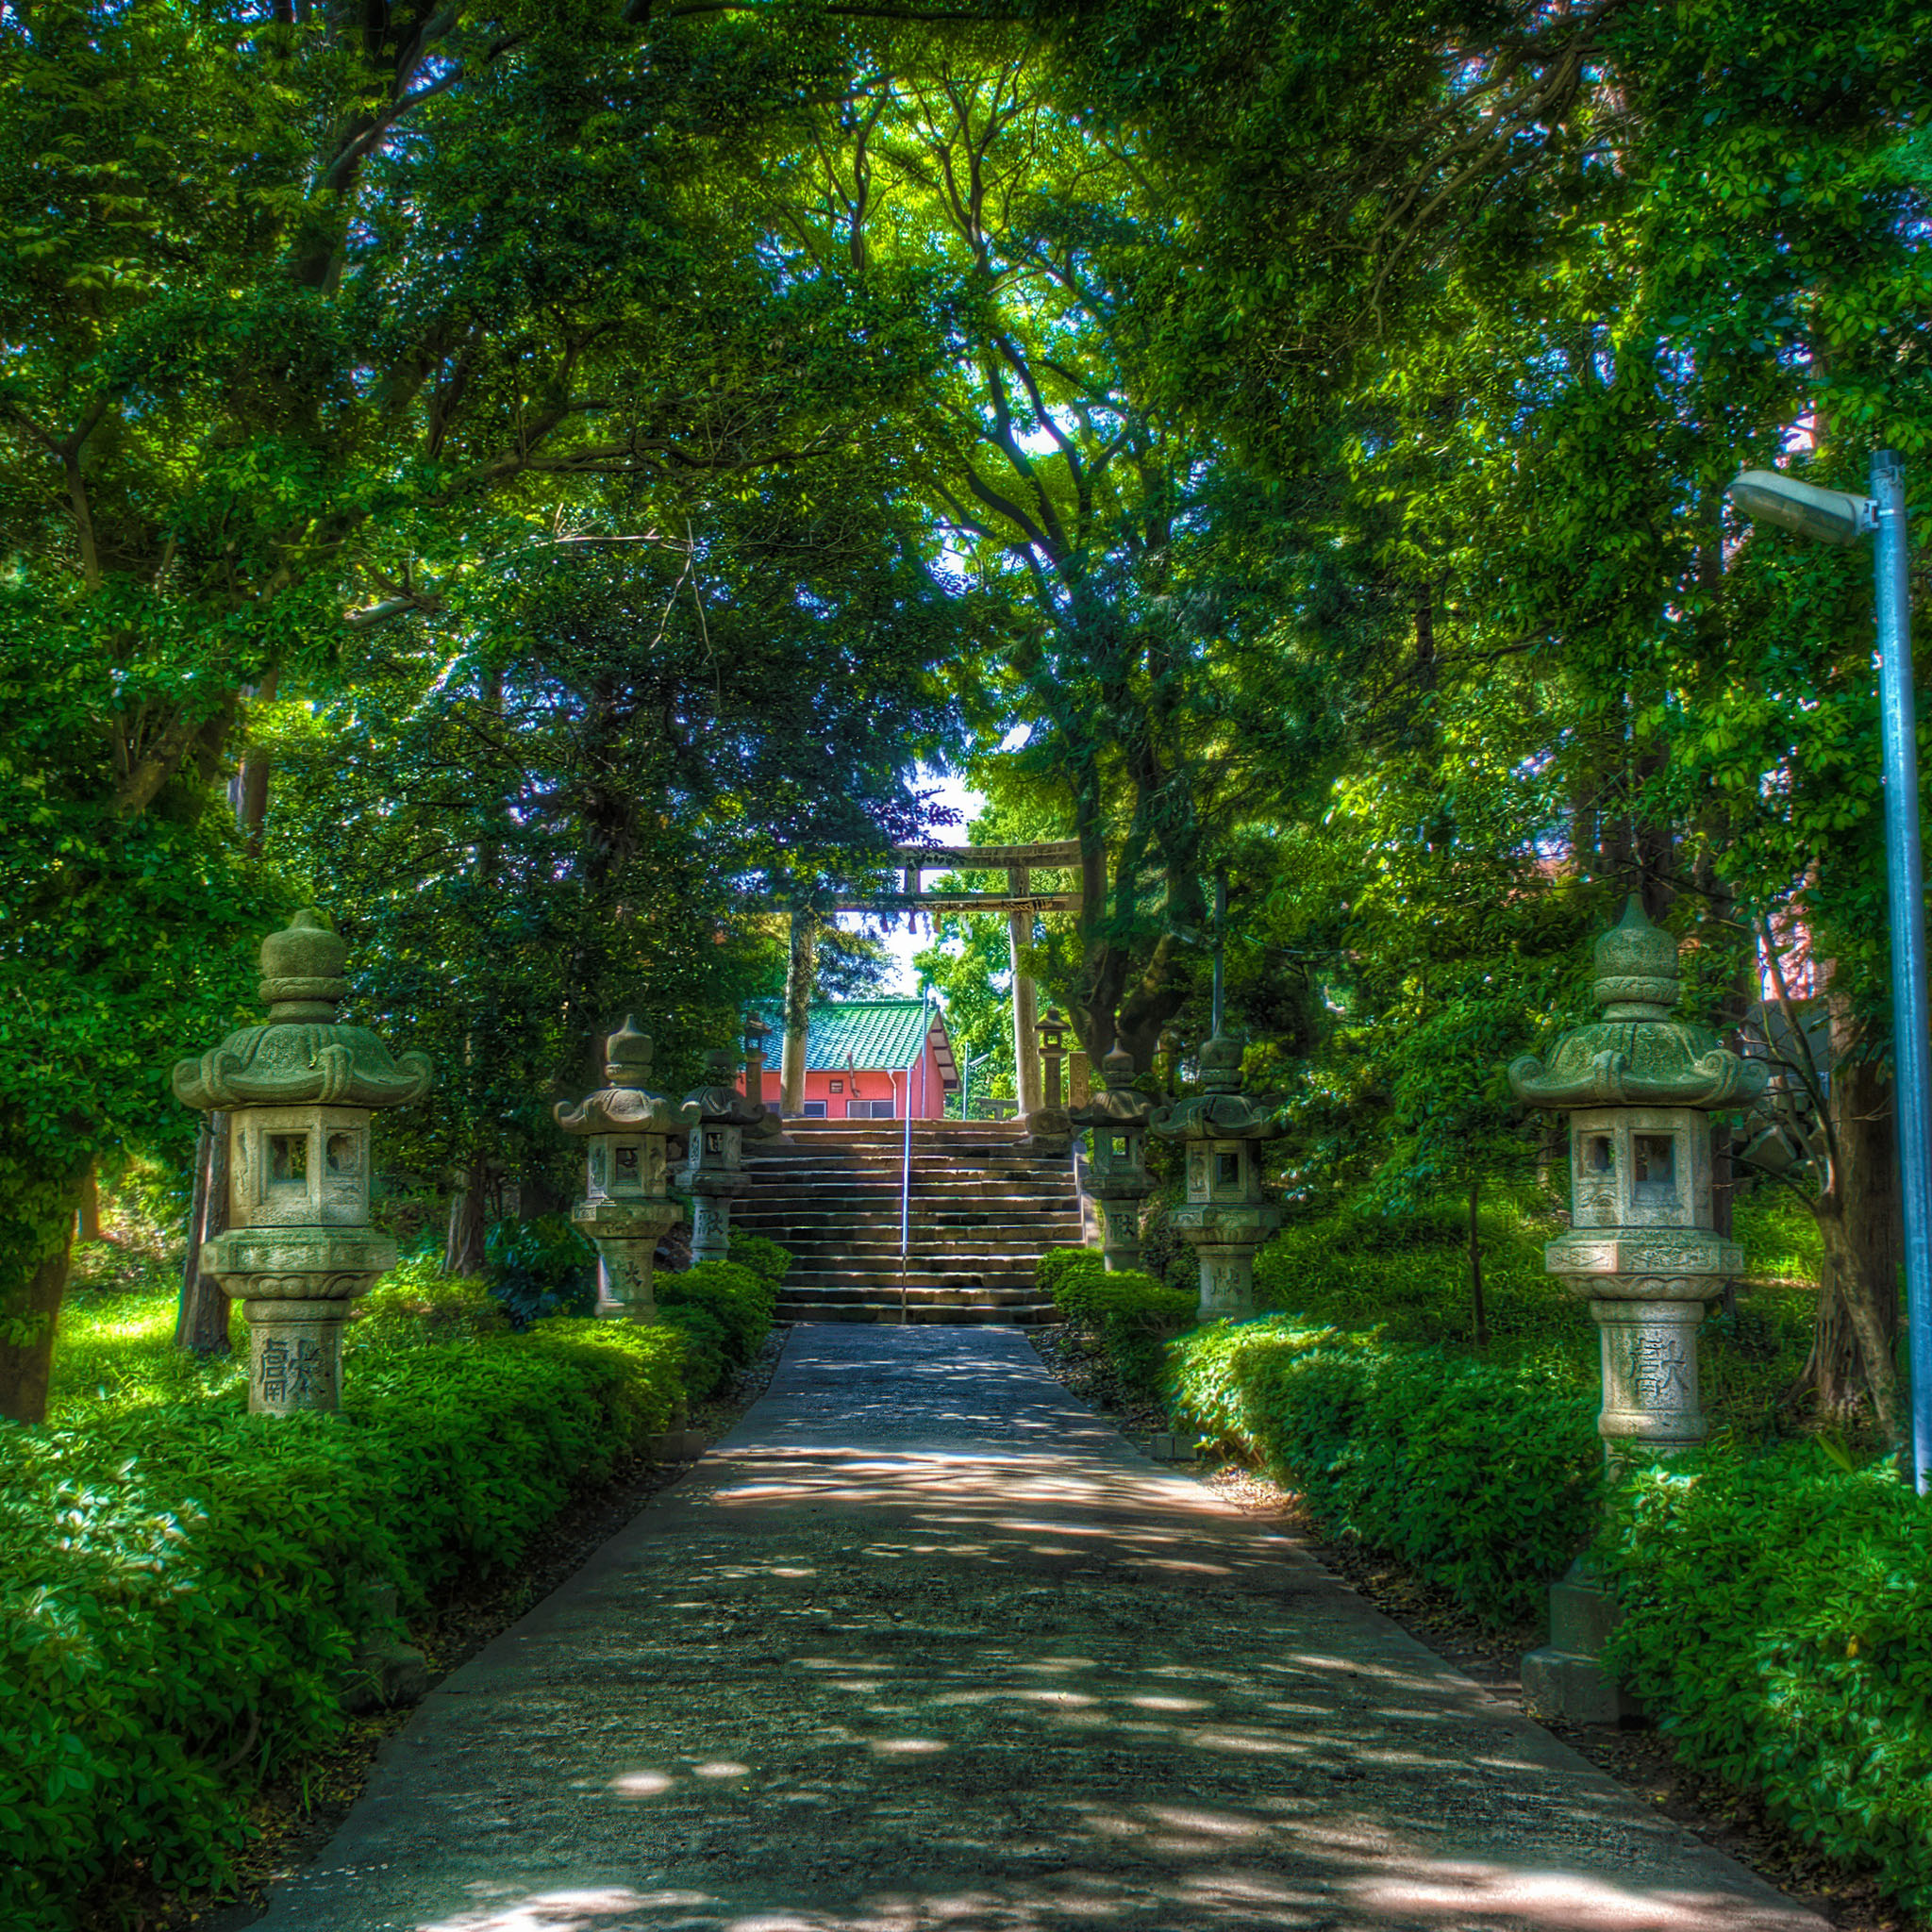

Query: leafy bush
[726,1230,792,1290]
[485,1215,596,1326]
[2,1308,687,1928]
[1170,1317,1602,1623]
[1596,1450,1932,1914]
[356,1254,509,1343]
[1046,1259,1196,1394]
[1035,1244,1106,1301]
[656,1259,776,1397]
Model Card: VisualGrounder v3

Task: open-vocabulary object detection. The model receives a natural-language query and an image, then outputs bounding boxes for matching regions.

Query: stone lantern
[1069,1044,1158,1271]
[1150,1033,1283,1319]
[1023,1008,1074,1154]
[1038,1008,1069,1108]
[172,909,432,1415]
[1507,896,1766,1720]
[555,1017,698,1321]
[682,1047,763,1263]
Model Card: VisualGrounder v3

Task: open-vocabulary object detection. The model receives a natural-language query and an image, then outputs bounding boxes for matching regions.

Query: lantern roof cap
[556,1016,701,1137]
[1069,1042,1155,1131]
[172,909,432,1112]
[687,1046,764,1124]
[1149,1033,1282,1142]
[1508,898,1768,1110]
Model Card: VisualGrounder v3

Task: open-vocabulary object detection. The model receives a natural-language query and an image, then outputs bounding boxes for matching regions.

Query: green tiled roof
[749,998,958,1083]
[801,1000,937,1072]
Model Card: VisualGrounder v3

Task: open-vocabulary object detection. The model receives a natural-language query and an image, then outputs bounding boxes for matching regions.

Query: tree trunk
[781,907,817,1117]
[75,1162,119,1244]
[1807,1043,1903,1434]
[1468,1178,1489,1349]
[0,1160,89,1424]
[175,1119,233,1355]
[237,664,280,858]
[445,1159,489,1275]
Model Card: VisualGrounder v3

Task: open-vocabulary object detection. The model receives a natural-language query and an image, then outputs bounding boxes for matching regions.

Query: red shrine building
[758,1000,959,1120]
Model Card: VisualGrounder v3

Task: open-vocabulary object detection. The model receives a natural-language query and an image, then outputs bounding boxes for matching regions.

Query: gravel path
[252,1325,1826,1932]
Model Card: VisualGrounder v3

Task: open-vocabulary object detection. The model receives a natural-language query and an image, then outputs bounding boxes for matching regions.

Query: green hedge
[1596,1452,1932,1914]
[1169,1309,1932,1917]
[725,1230,792,1291]
[1169,1318,1602,1623]
[0,1316,687,1929]
[1041,1251,1196,1394]
[656,1259,777,1397]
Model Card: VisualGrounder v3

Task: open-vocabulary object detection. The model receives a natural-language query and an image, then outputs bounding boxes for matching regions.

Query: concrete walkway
[256,1327,1826,1932]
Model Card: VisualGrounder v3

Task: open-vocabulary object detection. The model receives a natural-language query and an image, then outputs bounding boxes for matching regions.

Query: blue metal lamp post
[1728,451,1930,1492]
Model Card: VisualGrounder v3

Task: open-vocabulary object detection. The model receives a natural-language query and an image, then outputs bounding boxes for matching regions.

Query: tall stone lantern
[172,909,432,1415]
[1070,1044,1158,1272]
[1150,1034,1284,1319]
[1507,896,1766,1720]
[555,1017,699,1321]
[682,1047,763,1263]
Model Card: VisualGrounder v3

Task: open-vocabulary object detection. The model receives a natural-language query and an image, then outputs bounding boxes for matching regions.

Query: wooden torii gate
[779,841,1082,1120]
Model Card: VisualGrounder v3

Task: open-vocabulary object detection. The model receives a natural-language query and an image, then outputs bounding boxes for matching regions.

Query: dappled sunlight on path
[254,1329,1824,1932]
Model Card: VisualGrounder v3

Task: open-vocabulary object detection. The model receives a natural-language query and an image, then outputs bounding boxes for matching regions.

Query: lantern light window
[270,1135,308,1184]
[1634,1135,1677,1191]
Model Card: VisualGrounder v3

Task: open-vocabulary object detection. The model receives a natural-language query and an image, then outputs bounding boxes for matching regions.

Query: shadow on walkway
[253,1327,1824,1932]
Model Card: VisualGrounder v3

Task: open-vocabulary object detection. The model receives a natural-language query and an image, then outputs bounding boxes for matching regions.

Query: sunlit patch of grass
[48,1284,243,1423]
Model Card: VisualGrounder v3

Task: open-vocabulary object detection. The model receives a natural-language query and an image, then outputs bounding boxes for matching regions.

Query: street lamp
[1727,452,1930,1493]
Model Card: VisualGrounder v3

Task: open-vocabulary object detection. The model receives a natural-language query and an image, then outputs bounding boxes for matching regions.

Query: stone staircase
[739,1121,1081,1325]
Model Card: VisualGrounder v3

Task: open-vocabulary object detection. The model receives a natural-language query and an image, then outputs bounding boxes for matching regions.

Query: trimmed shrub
[1,1315,688,1929]
[726,1230,792,1290]
[1170,1317,1601,1623]
[1596,1450,1932,1914]
[656,1259,776,1396]
[1048,1262,1196,1394]
[355,1255,509,1343]
[1035,1244,1106,1302]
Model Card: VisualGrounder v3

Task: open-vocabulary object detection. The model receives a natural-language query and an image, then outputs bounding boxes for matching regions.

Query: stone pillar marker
[172,908,433,1415]
[1069,1044,1158,1271]
[1022,1003,1074,1154]
[1150,1033,1283,1318]
[1508,896,1767,1721]
[682,1047,763,1263]
[556,1018,699,1320]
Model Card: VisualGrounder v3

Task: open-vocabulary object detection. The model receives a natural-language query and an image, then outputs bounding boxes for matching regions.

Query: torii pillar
[1008,867,1042,1117]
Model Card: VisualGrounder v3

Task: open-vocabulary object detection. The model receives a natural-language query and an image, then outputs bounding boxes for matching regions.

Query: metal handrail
[899,994,928,1321]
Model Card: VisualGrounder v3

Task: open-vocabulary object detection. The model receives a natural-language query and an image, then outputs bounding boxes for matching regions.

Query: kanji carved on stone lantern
[682,1047,763,1263]
[1069,1044,1158,1272]
[1150,1034,1284,1318]
[1507,896,1766,1722]
[172,909,433,1415]
[555,1018,698,1321]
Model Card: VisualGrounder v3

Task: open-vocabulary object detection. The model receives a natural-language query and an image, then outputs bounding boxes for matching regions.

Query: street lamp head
[1727,469,1875,547]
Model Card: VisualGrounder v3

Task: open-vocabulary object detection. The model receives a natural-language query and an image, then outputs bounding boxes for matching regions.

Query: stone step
[737,1212,1078,1230]
[782,1284,1045,1307]
[775,1302,1062,1326]
[784,1267,1051,1282]
[760,1243,1074,1259]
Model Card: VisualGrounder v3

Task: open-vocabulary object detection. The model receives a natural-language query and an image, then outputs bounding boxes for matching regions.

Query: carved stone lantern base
[688,1178,752,1265]
[575,1200,680,1320]
[1522,1558,1641,1724]
[1022,1105,1073,1156]
[1172,1203,1281,1319]
[208,1226,394,1415]
[1089,1184,1154,1273]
